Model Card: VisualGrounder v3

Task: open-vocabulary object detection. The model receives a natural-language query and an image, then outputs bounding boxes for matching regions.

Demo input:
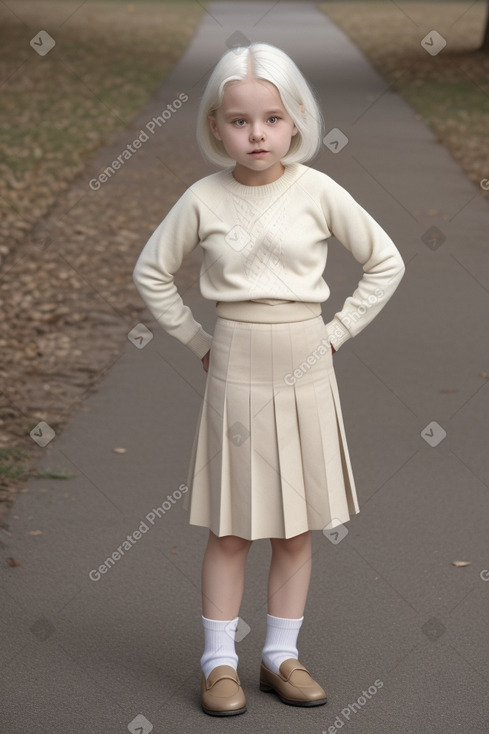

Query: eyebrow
[223,109,285,118]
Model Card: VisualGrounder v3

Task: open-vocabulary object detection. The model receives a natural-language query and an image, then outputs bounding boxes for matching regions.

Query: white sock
[261,614,304,674]
[200,615,239,679]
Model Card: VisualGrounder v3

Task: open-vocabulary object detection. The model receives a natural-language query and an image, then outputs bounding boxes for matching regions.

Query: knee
[271,531,311,555]
[211,532,252,555]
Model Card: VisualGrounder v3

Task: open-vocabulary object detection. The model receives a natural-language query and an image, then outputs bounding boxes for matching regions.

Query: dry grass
[0,1,203,253]
[320,2,489,193]
[0,1,203,506]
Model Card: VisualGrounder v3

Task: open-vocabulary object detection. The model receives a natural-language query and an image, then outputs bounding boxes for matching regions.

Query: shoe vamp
[289,671,317,688]
[210,681,240,698]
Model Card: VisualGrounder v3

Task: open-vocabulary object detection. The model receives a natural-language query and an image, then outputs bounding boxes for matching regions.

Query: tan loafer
[259,658,327,707]
[201,665,247,716]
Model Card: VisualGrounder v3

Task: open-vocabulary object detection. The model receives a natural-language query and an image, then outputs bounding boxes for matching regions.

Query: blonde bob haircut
[196,42,324,169]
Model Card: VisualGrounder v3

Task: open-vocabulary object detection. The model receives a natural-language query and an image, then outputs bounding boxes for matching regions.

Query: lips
[249,149,268,155]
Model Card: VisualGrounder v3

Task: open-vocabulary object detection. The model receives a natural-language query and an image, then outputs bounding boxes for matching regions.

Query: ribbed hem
[266,614,304,629]
[323,316,352,351]
[202,615,239,630]
[220,162,305,198]
[186,328,213,359]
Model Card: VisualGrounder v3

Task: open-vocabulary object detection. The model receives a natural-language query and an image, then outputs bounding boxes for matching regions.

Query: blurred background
[1,0,488,517]
[1,4,489,732]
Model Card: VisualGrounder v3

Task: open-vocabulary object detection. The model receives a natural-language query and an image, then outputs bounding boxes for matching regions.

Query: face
[208,77,298,186]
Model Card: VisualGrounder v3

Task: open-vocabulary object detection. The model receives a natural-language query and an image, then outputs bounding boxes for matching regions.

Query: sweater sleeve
[322,181,405,351]
[132,187,213,359]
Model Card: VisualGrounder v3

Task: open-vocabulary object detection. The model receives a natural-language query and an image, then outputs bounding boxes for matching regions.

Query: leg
[260,531,326,705]
[201,530,252,619]
[199,530,252,690]
[267,530,312,617]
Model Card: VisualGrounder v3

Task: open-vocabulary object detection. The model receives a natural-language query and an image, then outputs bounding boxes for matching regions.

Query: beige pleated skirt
[183,301,360,540]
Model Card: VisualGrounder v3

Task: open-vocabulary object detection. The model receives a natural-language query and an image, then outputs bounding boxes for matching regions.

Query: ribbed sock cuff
[266,613,304,629]
[262,614,304,674]
[200,616,239,678]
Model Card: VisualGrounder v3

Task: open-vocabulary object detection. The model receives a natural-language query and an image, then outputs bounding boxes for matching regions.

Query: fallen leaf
[481,372,489,379]
[171,545,178,554]
[452,561,470,567]
[112,447,127,454]
[28,530,42,536]
[7,556,20,567]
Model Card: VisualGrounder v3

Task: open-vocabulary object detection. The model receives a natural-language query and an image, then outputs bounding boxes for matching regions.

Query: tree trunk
[481,0,489,52]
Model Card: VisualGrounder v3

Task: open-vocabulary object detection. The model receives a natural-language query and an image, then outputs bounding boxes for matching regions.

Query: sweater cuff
[323,317,352,351]
[186,328,213,359]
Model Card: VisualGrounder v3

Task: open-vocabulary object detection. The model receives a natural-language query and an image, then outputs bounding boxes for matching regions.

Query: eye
[268,116,280,124]
[233,119,246,127]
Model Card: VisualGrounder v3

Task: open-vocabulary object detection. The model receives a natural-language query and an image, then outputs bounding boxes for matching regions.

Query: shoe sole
[201,704,247,716]
[260,682,327,707]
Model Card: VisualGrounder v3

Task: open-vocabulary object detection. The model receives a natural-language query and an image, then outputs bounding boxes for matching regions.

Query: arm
[322,183,405,351]
[133,187,213,359]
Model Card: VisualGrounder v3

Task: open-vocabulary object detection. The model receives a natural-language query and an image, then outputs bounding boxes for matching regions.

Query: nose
[249,122,265,142]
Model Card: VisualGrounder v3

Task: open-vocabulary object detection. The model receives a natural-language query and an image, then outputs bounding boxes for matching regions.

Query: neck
[232,162,285,186]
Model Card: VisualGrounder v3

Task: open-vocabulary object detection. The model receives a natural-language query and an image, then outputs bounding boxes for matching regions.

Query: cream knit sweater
[133,163,405,359]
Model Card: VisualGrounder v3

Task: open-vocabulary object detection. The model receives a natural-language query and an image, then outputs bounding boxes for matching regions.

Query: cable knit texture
[133,163,405,358]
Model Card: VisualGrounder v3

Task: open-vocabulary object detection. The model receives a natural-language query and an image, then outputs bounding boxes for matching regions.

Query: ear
[208,114,222,141]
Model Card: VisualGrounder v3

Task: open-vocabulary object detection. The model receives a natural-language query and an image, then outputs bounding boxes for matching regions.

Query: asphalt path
[2,2,489,732]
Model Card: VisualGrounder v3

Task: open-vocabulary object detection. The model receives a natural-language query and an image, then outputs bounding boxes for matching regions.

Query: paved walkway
[2,3,489,733]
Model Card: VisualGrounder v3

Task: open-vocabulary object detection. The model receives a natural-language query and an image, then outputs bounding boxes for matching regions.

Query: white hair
[196,43,324,168]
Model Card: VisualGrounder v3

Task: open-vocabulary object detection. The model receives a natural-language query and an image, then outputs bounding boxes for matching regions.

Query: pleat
[293,377,333,525]
[219,324,252,537]
[324,360,359,515]
[186,382,214,530]
[249,326,286,538]
[183,398,204,513]
[184,315,360,540]
[187,321,231,531]
[271,324,308,538]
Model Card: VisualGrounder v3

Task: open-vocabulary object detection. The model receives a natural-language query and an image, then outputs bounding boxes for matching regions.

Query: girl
[133,43,405,716]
